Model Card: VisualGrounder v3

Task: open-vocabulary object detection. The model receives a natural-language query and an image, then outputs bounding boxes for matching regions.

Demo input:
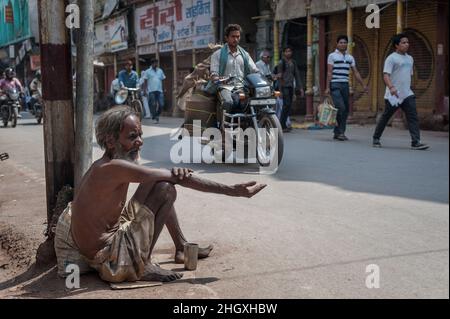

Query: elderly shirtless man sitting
[54,106,266,283]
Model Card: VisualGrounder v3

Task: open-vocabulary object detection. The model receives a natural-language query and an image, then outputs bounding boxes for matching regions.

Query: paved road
[0,113,448,298]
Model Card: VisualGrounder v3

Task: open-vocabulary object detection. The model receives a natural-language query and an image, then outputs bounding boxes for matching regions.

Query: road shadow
[139,118,449,204]
[1,245,220,299]
[1,262,219,298]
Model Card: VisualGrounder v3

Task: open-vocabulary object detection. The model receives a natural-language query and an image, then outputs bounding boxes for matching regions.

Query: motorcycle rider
[0,68,23,93]
[29,70,42,112]
[209,24,260,112]
[0,68,24,118]
[118,60,138,89]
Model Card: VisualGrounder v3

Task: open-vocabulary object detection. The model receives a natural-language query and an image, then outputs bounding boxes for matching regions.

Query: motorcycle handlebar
[214,76,240,85]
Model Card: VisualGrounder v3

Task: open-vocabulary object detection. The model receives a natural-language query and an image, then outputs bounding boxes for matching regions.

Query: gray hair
[259,50,271,59]
[95,106,137,150]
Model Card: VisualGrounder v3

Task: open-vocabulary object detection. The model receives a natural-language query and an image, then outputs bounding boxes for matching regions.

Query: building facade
[94,0,267,114]
[275,0,449,130]
[0,0,40,88]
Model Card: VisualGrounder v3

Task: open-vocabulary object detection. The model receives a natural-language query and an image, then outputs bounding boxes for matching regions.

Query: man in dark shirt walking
[276,46,304,132]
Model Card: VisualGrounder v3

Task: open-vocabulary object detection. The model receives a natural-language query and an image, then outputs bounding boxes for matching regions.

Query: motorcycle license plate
[250,99,276,106]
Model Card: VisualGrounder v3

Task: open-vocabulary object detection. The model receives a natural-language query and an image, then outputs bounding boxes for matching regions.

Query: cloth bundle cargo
[184,92,217,135]
[177,44,224,136]
[318,97,338,127]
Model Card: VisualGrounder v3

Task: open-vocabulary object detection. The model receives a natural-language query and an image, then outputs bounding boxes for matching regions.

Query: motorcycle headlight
[9,92,19,100]
[255,86,272,98]
[115,89,128,104]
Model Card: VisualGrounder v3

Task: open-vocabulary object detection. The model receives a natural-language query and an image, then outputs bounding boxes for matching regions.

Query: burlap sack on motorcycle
[178,44,222,135]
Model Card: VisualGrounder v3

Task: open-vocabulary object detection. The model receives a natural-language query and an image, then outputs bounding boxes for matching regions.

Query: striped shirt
[327,49,356,83]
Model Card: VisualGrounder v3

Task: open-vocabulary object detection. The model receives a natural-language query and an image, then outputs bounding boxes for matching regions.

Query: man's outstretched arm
[172,167,267,198]
[103,162,266,198]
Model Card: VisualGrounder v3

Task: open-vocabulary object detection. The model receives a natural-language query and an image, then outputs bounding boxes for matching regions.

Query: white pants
[141,96,151,118]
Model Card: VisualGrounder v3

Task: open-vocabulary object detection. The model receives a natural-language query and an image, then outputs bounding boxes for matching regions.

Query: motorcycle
[0,87,21,128]
[114,87,144,120]
[29,89,43,124]
[214,73,284,167]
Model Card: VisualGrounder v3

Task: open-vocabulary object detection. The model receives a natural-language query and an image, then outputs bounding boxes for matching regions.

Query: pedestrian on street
[272,64,291,128]
[372,33,429,150]
[138,70,152,119]
[110,73,120,97]
[143,59,166,124]
[276,46,304,133]
[256,49,272,79]
[118,60,138,89]
[109,73,121,107]
[325,35,368,141]
[28,70,42,112]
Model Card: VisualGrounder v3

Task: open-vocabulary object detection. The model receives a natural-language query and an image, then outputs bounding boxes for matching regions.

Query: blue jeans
[330,82,350,136]
[148,91,164,119]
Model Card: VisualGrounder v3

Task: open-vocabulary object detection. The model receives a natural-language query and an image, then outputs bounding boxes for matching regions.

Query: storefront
[275,0,449,129]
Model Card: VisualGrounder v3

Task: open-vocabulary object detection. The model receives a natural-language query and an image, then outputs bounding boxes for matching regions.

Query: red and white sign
[135,0,214,52]
[5,2,14,24]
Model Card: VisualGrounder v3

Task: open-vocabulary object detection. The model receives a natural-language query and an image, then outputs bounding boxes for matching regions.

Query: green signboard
[0,0,31,47]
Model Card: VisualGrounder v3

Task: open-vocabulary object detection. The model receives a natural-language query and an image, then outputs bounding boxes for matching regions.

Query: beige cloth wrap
[54,199,154,283]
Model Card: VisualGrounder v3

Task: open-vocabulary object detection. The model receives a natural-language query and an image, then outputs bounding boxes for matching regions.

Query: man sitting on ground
[54,106,266,283]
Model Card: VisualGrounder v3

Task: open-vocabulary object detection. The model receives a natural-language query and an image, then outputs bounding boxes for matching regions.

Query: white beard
[113,142,140,164]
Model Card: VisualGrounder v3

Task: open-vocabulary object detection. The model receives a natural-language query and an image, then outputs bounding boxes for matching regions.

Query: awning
[102,0,119,19]
[275,0,396,21]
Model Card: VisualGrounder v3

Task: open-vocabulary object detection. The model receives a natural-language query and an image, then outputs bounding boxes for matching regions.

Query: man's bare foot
[141,264,183,282]
[174,244,214,264]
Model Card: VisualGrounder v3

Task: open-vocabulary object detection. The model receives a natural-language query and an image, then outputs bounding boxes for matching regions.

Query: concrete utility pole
[171,22,181,117]
[74,0,94,190]
[271,0,279,68]
[38,0,75,223]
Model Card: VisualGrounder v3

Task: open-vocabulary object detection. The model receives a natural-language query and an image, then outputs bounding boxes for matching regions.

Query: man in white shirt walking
[110,73,120,97]
[372,33,429,150]
[138,70,151,119]
[143,59,166,124]
[256,50,272,79]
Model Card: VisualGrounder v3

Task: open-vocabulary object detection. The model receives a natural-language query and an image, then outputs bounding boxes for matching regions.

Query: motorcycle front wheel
[11,108,18,128]
[256,114,284,167]
[130,100,144,120]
